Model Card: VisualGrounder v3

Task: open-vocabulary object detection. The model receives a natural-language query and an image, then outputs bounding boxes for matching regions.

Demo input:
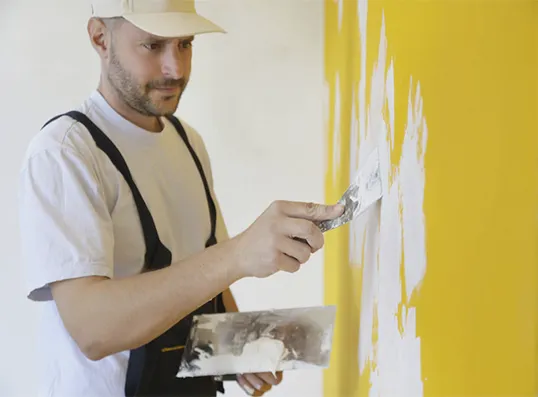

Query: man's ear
[87,17,111,60]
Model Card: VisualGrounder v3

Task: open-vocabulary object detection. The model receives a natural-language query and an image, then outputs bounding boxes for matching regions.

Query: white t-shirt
[18,90,230,397]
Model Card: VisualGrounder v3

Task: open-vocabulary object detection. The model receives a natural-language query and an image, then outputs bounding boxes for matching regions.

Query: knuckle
[313,240,324,253]
[269,247,280,263]
[271,200,284,213]
[268,219,279,236]
[298,244,309,262]
[308,222,318,236]
[305,202,317,216]
[310,236,323,253]
[304,247,312,262]
[269,226,281,244]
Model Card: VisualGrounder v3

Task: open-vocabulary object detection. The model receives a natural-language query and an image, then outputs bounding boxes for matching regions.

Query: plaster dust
[176,337,320,378]
[344,0,429,395]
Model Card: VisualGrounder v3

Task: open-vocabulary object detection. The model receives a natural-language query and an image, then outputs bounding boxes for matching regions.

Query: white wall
[0,1,326,396]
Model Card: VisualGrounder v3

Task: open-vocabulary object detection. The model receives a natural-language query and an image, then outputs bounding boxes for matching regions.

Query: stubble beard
[107,45,187,118]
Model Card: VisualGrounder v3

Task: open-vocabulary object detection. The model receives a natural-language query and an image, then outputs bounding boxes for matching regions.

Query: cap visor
[124,12,226,38]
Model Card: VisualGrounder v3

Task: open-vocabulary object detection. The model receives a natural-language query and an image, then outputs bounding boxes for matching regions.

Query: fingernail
[244,384,256,395]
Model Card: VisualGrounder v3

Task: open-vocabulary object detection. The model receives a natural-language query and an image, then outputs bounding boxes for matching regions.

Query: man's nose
[162,48,186,79]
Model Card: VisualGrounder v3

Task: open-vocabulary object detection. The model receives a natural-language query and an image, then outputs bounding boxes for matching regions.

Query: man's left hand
[236,372,283,395]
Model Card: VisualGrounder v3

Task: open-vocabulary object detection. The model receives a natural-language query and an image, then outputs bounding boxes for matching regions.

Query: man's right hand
[231,200,344,278]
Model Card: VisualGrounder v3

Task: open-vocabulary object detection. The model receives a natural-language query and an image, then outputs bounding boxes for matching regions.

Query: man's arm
[51,239,242,361]
[20,143,342,363]
[50,198,341,362]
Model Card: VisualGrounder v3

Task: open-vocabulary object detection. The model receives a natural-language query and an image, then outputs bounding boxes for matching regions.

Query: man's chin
[151,98,181,117]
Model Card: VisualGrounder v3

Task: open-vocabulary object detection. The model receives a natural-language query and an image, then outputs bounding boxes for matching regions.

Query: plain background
[0,1,328,396]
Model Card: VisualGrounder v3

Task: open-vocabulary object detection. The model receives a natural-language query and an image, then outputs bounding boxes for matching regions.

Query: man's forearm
[51,238,242,361]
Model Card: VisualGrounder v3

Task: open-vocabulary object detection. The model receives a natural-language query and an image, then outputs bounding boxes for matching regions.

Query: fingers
[237,374,257,395]
[275,216,326,272]
[254,372,281,385]
[279,218,324,253]
[271,200,344,222]
[237,374,267,396]
[278,235,313,264]
[278,252,301,273]
[237,372,281,395]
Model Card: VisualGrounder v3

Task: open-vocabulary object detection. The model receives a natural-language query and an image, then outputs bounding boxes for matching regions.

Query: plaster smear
[177,337,320,377]
[177,306,335,378]
[346,1,428,395]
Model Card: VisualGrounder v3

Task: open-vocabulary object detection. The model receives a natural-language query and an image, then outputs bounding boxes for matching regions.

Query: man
[18,1,344,396]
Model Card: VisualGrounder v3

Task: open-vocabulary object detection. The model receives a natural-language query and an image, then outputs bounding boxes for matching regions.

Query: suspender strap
[165,115,226,317]
[166,115,217,248]
[42,111,172,270]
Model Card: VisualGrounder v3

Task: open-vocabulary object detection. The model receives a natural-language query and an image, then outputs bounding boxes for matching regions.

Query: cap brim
[124,12,226,38]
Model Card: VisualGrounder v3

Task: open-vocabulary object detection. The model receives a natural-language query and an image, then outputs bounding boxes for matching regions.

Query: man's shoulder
[23,102,98,168]
[176,117,207,150]
[172,116,215,182]
[174,117,213,162]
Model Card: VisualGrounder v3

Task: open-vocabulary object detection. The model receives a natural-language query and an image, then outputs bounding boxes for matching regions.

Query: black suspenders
[166,115,218,248]
[42,111,173,269]
[42,111,226,396]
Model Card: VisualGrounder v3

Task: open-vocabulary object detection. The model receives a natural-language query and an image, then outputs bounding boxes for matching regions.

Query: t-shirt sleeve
[18,147,114,302]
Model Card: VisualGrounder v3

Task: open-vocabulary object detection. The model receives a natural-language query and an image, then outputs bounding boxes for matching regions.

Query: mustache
[148,78,186,90]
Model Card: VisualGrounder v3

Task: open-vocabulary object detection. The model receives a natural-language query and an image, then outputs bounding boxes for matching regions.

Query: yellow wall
[323,1,538,396]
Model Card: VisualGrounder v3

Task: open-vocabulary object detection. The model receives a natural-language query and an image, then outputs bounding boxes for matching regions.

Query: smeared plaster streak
[347,1,428,395]
[177,337,319,377]
[386,61,395,149]
[401,79,428,300]
[337,0,344,30]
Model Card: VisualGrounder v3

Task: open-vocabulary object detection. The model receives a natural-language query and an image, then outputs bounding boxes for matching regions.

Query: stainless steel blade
[316,148,383,233]
[176,305,337,378]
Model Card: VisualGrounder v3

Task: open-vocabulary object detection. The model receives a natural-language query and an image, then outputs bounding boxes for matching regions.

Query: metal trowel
[316,148,383,233]
[176,305,337,380]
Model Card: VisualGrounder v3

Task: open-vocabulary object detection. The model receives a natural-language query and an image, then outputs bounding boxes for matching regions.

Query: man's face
[104,20,193,117]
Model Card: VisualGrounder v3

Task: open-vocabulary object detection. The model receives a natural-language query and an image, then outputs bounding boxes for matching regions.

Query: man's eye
[144,43,160,50]
[182,41,193,49]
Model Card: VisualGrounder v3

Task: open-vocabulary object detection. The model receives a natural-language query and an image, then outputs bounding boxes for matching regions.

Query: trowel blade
[176,305,336,378]
[316,148,383,233]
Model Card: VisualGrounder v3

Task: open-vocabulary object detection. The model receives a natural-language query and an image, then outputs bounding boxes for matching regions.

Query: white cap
[90,0,226,38]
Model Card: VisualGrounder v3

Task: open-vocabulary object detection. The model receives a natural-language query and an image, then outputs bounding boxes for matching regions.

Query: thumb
[302,202,345,221]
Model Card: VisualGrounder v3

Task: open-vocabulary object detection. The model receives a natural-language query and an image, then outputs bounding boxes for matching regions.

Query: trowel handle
[214,374,238,381]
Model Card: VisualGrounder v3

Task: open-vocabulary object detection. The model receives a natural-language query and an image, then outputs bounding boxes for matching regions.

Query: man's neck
[97,80,163,133]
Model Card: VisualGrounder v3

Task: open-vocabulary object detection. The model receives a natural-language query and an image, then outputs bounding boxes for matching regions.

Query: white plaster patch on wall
[401,78,428,301]
[349,93,361,262]
[337,0,344,30]
[350,1,428,396]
